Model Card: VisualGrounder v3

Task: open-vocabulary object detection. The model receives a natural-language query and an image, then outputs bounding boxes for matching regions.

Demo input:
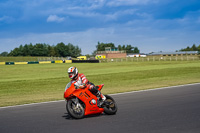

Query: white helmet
[68,67,78,79]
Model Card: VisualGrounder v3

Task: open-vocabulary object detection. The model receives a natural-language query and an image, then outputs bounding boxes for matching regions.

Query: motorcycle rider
[68,66,106,102]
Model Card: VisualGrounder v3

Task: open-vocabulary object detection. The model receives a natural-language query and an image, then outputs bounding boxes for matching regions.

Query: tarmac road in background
[1,83,200,133]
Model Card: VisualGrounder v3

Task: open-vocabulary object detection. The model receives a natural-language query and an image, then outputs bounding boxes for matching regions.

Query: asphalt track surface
[1,83,200,133]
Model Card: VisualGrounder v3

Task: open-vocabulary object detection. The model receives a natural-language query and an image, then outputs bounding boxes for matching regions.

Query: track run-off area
[1,83,200,133]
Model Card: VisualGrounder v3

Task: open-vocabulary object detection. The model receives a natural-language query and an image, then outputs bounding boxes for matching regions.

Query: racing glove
[79,84,86,89]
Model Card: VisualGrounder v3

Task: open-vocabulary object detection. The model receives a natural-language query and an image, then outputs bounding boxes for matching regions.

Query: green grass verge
[0,56,40,62]
[0,61,200,107]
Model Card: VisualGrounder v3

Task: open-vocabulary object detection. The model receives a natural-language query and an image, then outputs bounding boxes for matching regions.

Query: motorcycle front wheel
[66,98,85,119]
[103,95,117,115]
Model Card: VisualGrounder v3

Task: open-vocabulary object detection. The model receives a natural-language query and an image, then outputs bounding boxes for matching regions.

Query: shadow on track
[62,113,73,120]
[62,113,104,120]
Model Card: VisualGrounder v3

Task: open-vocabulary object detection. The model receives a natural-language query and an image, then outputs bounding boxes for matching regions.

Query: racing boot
[100,93,106,101]
[97,90,106,101]
[97,91,106,107]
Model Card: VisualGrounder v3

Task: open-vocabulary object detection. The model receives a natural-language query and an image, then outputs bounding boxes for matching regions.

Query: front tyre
[103,95,117,115]
[66,98,85,119]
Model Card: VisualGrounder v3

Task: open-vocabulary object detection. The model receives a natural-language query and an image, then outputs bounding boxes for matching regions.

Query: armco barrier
[15,62,28,65]
[39,61,51,64]
[65,60,72,63]
[72,60,99,63]
[55,60,63,63]
[1,60,99,65]
[5,62,15,65]
[0,62,5,65]
[28,61,39,64]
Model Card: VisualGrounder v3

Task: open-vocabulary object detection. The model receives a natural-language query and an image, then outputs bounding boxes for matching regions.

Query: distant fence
[1,56,199,65]
[99,56,200,63]
[0,60,99,65]
[72,60,99,63]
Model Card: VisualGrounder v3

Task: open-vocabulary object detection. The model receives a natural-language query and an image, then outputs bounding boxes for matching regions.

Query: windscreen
[65,82,72,91]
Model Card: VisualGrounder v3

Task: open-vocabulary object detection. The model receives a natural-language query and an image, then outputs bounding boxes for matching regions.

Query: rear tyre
[66,98,85,119]
[103,95,117,115]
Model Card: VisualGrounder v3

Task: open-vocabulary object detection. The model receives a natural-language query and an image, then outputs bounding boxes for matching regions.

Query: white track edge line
[1,82,200,109]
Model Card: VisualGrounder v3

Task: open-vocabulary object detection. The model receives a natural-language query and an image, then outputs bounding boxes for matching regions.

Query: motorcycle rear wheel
[103,95,117,115]
[66,98,85,119]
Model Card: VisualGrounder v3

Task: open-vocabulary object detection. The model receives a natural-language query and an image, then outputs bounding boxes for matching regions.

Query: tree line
[179,44,200,52]
[1,42,199,57]
[0,42,82,57]
[93,42,140,54]
[1,42,140,57]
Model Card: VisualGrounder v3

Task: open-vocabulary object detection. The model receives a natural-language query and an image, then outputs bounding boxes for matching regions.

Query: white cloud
[106,0,158,7]
[1,0,200,55]
[103,9,137,21]
[0,16,14,23]
[1,25,200,54]
[47,15,65,22]
[86,0,106,10]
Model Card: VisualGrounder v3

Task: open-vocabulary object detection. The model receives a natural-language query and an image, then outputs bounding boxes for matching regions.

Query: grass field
[0,61,200,107]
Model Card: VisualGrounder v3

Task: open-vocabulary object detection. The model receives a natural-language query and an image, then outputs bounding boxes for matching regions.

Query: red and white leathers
[70,73,93,89]
[70,73,106,101]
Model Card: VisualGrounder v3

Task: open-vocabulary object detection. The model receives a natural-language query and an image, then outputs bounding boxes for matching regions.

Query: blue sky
[0,0,200,55]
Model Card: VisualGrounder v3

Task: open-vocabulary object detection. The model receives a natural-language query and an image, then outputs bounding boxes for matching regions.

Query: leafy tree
[122,45,126,50]
[133,47,140,53]
[9,48,19,56]
[47,45,56,56]
[125,45,134,53]
[94,42,140,54]
[191,44,198,51]
[180,44,200,51]
[7,42,82,57]
[55,42,66,57]
[117,44,139,53]
[32,43,48,56]
[74,45,82,57]
[18,45,24,56]
[23,44,30,56]
[0,51,9,56]
[198,45,200,52]
[96,42,115,51]
[118,45,122,51]
[55,42,81,57]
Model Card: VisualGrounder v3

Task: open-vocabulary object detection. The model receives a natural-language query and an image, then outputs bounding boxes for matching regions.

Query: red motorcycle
[64,82,117,119]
